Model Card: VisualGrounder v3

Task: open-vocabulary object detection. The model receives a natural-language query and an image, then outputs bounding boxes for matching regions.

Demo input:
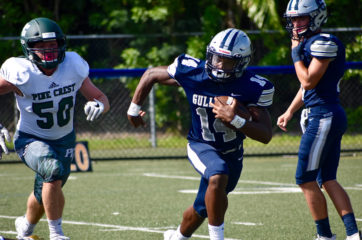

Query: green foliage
[185,5,224,59]
[241,0,283,30]
[325,0,362,27]
[346,106,362,133]
[132,6,168,23]
[0,0,361,134]
[345,35,362,80]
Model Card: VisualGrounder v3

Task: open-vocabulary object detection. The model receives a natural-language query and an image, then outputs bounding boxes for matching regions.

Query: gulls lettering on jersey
[192,94,213,108]
[32,83,76,101]
[49,81,60,89]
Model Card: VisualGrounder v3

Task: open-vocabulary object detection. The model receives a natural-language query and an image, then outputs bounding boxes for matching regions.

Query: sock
[315,218,333,238]
[173,225,190,240]
[208,223,224,240]
[47,218,64,238]
[342,213,359,236]
[23,215,36,236]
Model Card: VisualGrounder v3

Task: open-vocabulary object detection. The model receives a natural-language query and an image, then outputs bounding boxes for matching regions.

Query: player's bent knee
[39,158,67,182]
[209,174,228,190]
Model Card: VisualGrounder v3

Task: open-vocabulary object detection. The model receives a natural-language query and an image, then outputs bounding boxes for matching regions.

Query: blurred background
[0,0,361,160]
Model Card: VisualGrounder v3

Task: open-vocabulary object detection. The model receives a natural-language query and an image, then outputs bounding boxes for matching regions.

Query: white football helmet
[206,28,252,82]
[284,0,327,39]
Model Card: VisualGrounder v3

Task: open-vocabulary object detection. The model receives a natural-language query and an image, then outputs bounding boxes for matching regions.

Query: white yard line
[0,215,240,240]
[144,173,295,186]
[144,173,362,192]
[179,187,302,195]
[232,222,263,226]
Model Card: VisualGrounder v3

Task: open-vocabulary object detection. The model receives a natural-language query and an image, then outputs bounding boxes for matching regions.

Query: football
[214,96,252,129]
[214,96,251,120]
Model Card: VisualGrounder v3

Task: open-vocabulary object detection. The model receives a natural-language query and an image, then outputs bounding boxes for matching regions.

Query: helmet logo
[218,48,231,55]
[42,32,56,39]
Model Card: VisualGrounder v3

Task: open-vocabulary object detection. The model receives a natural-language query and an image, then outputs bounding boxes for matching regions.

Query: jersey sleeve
[167,54,203,85]
[257,81,274,107]
[249,74,274,107]
[65,52,89,81]
[0,57,30,86]
[309,34,338,59]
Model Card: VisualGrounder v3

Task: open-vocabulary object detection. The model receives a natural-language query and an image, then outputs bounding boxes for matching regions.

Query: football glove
[84,99,104,121]
[0,124,11,159]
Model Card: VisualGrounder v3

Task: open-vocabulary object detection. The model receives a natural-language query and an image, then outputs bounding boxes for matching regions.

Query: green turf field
[0,155,361,240]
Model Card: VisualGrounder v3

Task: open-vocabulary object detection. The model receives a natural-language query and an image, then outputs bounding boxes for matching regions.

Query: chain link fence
[1,29,361,161]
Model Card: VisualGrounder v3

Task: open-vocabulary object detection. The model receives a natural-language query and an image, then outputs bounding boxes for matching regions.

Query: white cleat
[164,230,176,240]
[346,231,362,240]
[315,234,336,240]
[50,235,70,240]
[21,236,42,240]
[15,216,33,239]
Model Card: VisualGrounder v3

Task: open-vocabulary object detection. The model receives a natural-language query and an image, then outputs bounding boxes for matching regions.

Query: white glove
[300,109,308,134]
[0,124,11,159]
[84,99,104,121]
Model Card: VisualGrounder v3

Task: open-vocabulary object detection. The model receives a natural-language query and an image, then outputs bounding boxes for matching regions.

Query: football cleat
[164,230,176,240]
[15,216,34,239]
[315,234,336,240]
[49,235,69,240]
[345,231,361,240]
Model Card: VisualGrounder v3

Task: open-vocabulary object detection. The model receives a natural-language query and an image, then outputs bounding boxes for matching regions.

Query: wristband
[291,45,303,63]
[230,115,246,129]
[127,102,141,116]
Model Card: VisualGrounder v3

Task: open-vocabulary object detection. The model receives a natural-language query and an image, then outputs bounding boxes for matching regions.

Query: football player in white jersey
[0,17,110,240]
[277,1,360,240]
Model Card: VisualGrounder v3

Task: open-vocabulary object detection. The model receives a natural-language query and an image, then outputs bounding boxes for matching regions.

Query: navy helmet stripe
[227,31,239,51]
[294,0,299,10]
[288,0,299,10]
[220,29,233,49]
[219,29,239,51]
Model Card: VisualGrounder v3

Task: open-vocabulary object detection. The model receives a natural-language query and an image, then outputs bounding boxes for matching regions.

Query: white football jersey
[0,52,89,140]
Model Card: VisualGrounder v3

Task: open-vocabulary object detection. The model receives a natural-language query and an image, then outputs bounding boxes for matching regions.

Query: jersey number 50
[32,96,74,129]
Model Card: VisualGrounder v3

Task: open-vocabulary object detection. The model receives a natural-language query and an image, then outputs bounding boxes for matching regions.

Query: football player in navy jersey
[277,1,360,240]
[0,18,110,240]
[128,28,274,240]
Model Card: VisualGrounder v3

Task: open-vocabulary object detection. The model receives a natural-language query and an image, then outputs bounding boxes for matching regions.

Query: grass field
[2,134,362,160]
[0,155,361,240]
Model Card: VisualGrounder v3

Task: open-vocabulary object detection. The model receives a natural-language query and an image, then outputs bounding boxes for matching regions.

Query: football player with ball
[128,28,274,240]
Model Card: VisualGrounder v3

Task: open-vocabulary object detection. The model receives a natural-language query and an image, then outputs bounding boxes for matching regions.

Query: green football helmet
[20,17,66,69]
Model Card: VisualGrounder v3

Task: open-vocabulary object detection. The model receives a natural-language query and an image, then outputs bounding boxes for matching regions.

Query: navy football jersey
[301,33,345,107]
[167,54,274,152]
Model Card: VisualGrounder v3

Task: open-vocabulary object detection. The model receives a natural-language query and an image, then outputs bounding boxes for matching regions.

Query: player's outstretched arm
[127,66,179,128]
